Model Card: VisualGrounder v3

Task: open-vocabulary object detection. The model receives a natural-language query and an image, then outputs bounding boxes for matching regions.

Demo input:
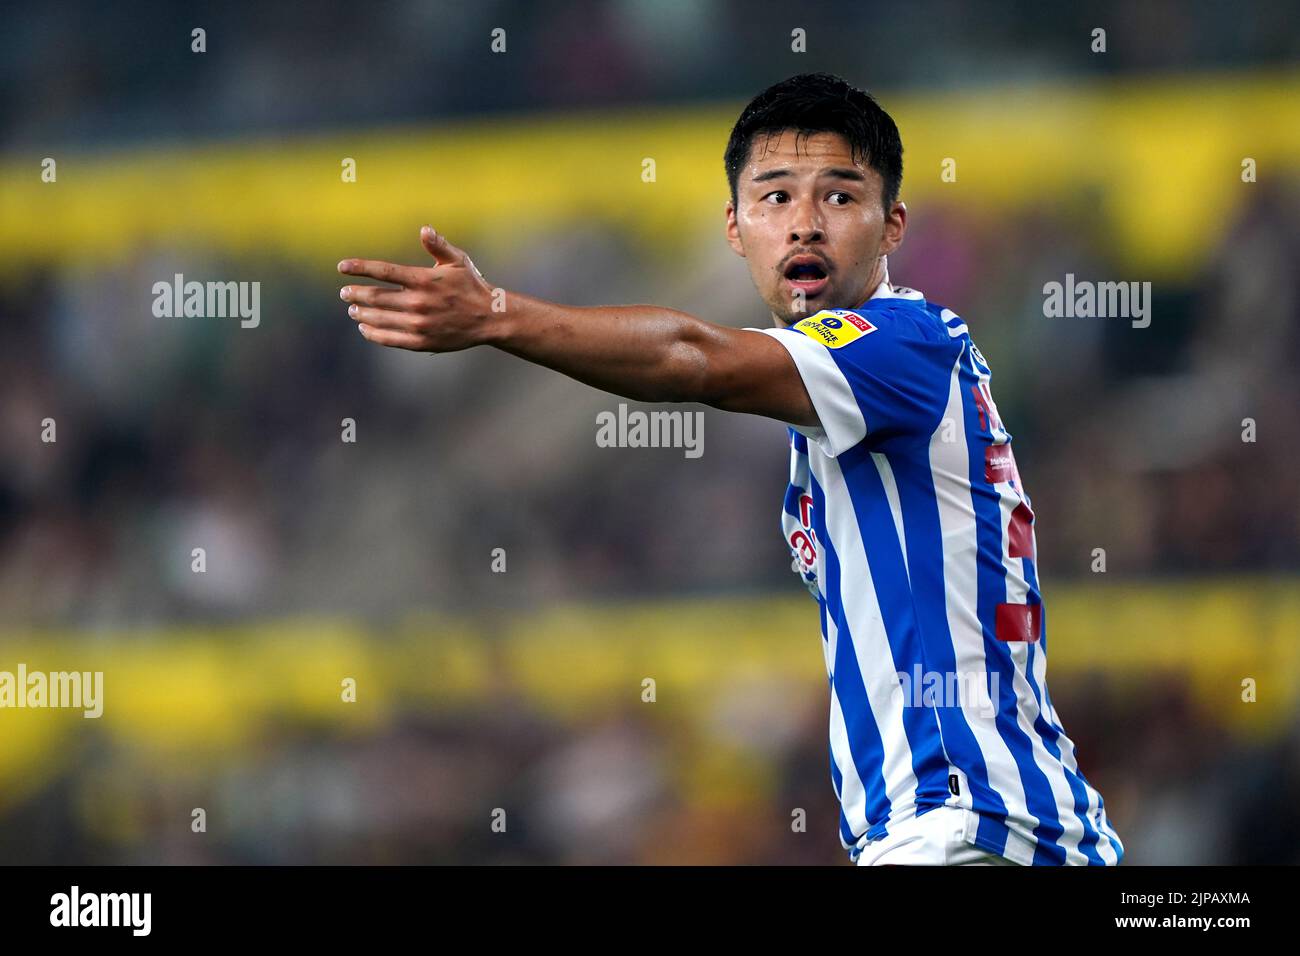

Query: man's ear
[879,200,907,256]
[725,199,746,257]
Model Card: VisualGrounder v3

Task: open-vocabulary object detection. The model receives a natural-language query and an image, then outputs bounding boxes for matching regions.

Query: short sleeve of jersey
[744,305,961,457]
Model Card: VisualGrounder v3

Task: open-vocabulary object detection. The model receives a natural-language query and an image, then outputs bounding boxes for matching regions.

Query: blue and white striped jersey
[745,278,1125,865]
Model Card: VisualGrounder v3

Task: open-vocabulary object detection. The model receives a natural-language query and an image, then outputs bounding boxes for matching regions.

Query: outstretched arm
[338,227,818,427]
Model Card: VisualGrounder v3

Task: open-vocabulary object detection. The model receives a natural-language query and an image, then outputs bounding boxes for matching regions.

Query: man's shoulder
[771,283,970,359]
[814,293,966,350]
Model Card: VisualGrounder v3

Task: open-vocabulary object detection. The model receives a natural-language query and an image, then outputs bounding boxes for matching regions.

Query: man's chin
[775,294,835,326]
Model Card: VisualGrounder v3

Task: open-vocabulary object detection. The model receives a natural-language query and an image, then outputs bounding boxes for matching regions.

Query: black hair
[724,72,903,214]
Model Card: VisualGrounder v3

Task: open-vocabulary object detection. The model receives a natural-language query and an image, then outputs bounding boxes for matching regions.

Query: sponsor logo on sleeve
[791,309,876,349]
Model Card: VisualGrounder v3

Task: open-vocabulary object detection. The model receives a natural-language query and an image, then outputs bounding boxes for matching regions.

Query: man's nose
[789,203,825,244]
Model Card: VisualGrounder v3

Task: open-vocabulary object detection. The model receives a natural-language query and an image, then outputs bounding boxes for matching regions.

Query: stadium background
[1,0,1298,864]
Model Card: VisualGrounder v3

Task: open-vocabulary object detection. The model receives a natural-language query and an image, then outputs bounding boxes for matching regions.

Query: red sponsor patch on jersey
[842,312,875,333]
[995,602,1042,643]
[1008,501,1035,558]
[985,445,1016,483]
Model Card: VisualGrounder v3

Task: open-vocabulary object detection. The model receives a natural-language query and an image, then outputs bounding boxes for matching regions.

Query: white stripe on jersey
[926,350,1043,848]
[820,451,921,834]
[756,331,865,456]
[828,674,869,841]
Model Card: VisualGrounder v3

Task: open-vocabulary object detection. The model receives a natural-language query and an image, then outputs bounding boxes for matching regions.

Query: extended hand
[338,227,494,352]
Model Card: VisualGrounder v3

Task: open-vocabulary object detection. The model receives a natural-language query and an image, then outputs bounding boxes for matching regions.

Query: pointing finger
[337,258,426,286]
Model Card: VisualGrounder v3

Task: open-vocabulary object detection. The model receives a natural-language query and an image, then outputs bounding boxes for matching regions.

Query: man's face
[725,129,905,326]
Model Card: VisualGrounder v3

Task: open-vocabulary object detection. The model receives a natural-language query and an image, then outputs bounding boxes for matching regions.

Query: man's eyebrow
[750,166,868,185]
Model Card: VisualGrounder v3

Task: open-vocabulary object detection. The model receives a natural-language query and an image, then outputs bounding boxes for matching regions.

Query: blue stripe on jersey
[837,446,953,821]
[881,447,1014,828]
[956,354,1071,865]
[808,466,895,841]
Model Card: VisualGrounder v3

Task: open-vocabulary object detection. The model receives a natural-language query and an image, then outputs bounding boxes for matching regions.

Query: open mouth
[783,257,830,295]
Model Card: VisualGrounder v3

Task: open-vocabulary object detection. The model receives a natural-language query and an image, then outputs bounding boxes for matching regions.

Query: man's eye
[763,191,788,203]
[828,192,853,205]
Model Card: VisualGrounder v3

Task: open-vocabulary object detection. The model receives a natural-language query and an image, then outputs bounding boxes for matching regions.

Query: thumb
[420,225,462,267]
